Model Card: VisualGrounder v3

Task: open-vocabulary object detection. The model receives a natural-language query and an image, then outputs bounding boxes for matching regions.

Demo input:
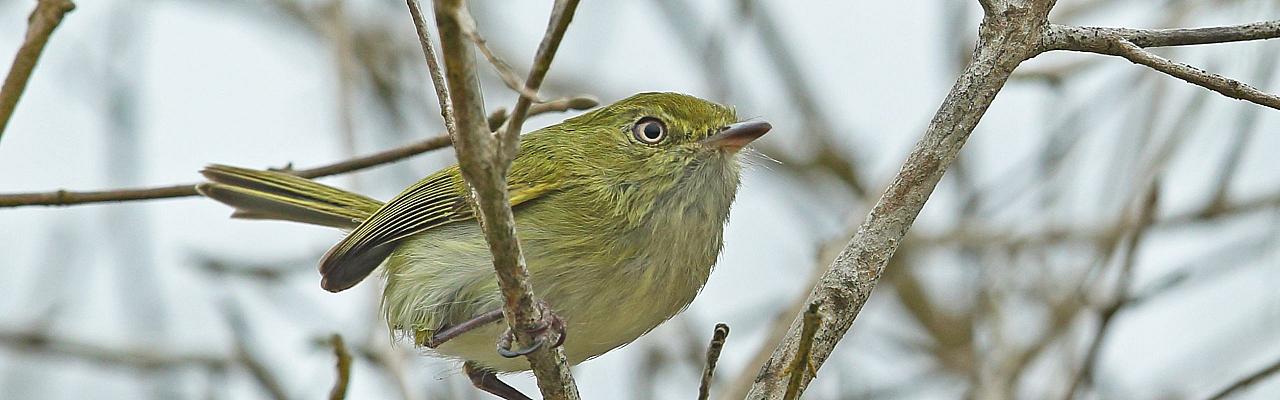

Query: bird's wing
[317,165,560,292]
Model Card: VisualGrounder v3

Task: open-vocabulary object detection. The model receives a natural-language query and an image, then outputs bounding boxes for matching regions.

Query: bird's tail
[197,164,384,229]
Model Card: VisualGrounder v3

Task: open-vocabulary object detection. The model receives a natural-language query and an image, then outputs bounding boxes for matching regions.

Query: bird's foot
[495,300,566,358]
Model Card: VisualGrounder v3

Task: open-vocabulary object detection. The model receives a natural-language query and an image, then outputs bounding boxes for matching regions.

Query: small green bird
[198,92,770,399]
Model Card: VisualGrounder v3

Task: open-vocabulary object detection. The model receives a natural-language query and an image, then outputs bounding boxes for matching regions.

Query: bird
[197,92,771,399]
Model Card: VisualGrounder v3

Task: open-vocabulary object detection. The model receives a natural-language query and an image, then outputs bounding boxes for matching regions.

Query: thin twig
[497,0,581,160]
[1108,38,1280,110]
[0,0,76,142]
[406,0,455,138]
[1048,21,1280,50]
[457,8,543,101]
[1063,182,1160,399]
[224,301,289,400]
[0,329,228,370]
[1205,356,1280,400]
[328,334,352,400]
[0,94,596,208]
[1042,22,1280,110]
[0,134,448,208]
[698,323,731,400]
[783,303,821,400]
[429,0,581,398]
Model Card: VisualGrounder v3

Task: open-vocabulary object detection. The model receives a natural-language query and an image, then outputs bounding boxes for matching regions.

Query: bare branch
[1109,39,1280,110]
[742,1,1056,397]
[1047,21,1280,50]
[328,334,352,400]
[0,93,596,209]
[406,0,455,138]
[224,302,289,400]
[698,323,731,400]
[457,8,544,102]
[497,0,581,160]
[430,0,581,398]
[0,0,76,142]
[1042,22,1280,109]
[1063,183,1160,399]
[0,134,448,208]
[0,329,228,370]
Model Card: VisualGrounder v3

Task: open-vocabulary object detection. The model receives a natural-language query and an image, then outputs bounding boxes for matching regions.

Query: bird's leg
[463,361,532,400]
[495,299,566,358]
[425,309,504,348]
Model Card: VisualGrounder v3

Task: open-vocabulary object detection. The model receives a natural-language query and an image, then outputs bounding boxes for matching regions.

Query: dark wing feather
[318,170,470,292]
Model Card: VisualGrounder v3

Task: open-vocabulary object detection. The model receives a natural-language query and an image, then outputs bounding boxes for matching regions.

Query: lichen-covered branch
[429,0,580,398]
[0,0,76,143]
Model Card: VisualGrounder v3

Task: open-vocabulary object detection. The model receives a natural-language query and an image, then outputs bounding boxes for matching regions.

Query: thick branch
[430,0,579,398]
[0,0,75,142]
[743,1,1055,397]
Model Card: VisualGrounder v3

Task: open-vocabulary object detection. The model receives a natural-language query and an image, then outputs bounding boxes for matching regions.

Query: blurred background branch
[1,0,1279,399]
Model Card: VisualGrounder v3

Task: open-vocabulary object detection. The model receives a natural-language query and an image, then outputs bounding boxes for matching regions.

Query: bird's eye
[632,117,667,145]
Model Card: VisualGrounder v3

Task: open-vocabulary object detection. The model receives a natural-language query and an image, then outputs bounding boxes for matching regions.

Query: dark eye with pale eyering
[632,117,667,145]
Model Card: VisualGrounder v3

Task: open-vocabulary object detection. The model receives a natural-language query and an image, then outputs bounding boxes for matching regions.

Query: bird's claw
[495,301,566,358]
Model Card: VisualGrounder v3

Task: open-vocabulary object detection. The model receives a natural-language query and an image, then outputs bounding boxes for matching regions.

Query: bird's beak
[700,120,772,152]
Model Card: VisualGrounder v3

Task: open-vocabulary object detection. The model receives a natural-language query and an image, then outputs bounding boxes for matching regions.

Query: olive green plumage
[198,92,768,372]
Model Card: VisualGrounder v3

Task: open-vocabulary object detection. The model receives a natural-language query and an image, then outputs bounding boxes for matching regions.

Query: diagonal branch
[406,0,455,138]
[497,0,581,161]
[742,1,1057,398]
[1043,22,1280,110]
[1205,356,1280,400]
[0,0,76,143]
[1109,38,1279,110]
[429,0,581,399]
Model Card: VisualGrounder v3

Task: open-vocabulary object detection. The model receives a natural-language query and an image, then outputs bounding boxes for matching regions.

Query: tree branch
[0,329,228,370]
[1047,21,1280,49]
[0,0,76,143]
[328,334,352,400]
[430,0,580,398]
[742,1,1057,397]
[0,134,449,208]
[406,0,455,138]
[0,95,595,208]
[1043,22,1280,110]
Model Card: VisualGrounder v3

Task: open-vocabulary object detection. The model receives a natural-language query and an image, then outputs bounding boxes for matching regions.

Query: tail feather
[197,164,384,229]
